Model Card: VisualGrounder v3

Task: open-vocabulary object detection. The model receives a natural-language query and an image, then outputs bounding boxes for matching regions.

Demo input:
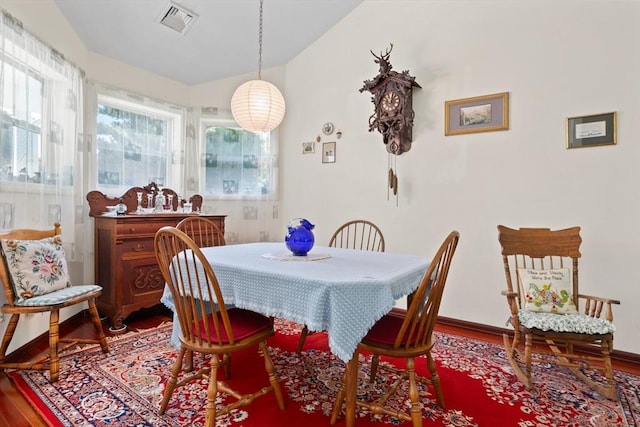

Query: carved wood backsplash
[86,182,203,217]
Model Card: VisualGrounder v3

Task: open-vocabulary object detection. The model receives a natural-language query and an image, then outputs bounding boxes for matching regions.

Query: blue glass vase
[285,218,315,256]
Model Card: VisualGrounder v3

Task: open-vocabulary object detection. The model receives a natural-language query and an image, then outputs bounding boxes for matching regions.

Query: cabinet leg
[108,316,127,334]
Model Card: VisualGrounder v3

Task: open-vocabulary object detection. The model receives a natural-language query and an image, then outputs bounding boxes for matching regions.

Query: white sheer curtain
[194,106,282,244]
[184,106,201,195]
[0,10,85,259]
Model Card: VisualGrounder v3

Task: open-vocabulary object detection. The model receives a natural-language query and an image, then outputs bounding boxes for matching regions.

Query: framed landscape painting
[445,92,509,136]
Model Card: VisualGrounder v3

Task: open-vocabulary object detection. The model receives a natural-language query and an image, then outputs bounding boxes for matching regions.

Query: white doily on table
[262,251,331,261]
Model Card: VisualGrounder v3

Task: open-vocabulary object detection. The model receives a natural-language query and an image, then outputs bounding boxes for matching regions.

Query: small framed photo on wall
[566,112,616,149]
[322,142,336,163]
[302,141,315,154]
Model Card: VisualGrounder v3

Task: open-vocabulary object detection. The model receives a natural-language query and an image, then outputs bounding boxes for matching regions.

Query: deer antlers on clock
[370,43,393,75]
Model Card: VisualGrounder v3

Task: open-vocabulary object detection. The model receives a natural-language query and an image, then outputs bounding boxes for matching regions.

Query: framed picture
[302,141,315,154]
[566,112,616,149]
[445,92,509,136]
[322,142,336,163]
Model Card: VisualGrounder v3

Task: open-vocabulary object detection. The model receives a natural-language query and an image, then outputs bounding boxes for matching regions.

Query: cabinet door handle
[129,227,136,233]
[132,244,145,252]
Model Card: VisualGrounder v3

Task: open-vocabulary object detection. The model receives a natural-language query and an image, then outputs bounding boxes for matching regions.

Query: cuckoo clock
[360,44,421,155]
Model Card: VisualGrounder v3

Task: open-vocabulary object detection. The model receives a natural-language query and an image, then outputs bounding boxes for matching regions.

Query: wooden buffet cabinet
[87,184,225,332]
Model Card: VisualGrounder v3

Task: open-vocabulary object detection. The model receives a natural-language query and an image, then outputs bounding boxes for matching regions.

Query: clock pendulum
[388,154,398,206]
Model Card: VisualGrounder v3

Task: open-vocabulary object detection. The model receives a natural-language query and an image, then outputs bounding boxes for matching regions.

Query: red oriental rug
[8,319,640,426]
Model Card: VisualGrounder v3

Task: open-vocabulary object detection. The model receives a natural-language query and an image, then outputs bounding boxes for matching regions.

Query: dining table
[160,241,429,426]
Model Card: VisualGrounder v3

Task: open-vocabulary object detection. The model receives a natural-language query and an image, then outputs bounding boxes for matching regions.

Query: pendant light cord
[258,0,263,80]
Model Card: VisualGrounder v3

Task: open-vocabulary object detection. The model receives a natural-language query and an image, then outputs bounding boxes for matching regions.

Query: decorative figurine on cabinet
[360,44,421,155]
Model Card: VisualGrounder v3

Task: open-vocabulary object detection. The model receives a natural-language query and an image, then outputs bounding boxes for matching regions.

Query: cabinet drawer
[119,238,155,255]
[117,221,173,237]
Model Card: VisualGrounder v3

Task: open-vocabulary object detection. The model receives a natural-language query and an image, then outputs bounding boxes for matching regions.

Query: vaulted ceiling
[53,0,362,85]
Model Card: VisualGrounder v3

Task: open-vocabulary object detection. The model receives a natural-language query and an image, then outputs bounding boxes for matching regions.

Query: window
[0,61,44,183]
[201,120,277,198]
[1,10,84,234]
[96,95,181,191]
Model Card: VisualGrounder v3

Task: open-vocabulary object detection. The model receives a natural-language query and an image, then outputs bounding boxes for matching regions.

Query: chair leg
[184,350,194,372]
[223,352,232,379]
[426,352,445,408]
[524,334,533,384]
[159,347,187,415]
[88,299,108,353]
[406,358,423,427]
[369,354,379,382]
[260,341,285,410]
[297,325,309,353]
[0,314,19,369]
[205,354,220,427]
[569,339,618,400]
[601,339,617,399]
[48,309,60,382]
[503,331,531,388]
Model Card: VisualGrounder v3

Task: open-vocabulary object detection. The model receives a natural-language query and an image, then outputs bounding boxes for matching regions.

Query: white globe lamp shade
[231,79,286,133]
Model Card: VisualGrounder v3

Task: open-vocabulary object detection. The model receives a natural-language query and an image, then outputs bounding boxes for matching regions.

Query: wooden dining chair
[176,216,230,377]
[176,216,226,248]
[154,226,285,426]
[296,219,385,353]
[498,225,620,399]
[0,222,108,382]
[328,219,385,252]
[330,230,459,427]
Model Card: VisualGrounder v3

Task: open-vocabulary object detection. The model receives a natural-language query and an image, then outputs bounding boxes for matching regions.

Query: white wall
[281,0,640,354]
[2,0,639,356]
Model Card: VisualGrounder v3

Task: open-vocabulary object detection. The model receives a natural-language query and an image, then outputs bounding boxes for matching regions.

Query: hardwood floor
[0,307,637,427]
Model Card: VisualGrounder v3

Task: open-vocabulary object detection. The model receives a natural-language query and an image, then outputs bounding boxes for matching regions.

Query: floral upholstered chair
[0,222,108,381]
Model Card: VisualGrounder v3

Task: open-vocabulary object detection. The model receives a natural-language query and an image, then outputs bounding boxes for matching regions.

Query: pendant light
[231,0,286,133]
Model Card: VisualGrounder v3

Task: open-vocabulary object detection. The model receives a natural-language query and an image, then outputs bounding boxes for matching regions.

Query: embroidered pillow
[1,236,72,303]
[518,268,578,314]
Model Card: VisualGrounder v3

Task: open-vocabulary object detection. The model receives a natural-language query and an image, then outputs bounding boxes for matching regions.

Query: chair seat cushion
[195,308,272,343]
[518,310,615,334]
[363,308,408,345]
[14,284,102,307]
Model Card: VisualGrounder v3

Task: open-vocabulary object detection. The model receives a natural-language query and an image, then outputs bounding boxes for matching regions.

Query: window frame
[94,93,183,194]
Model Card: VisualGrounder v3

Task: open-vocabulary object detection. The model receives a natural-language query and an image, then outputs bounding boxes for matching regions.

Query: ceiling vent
[157,1,198,35]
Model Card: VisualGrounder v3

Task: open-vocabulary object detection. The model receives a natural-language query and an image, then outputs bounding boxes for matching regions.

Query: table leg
[344,353,358,427]
[330,352,358,426]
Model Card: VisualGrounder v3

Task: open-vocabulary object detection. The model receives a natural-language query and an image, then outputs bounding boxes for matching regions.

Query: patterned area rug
[8,320,639,427]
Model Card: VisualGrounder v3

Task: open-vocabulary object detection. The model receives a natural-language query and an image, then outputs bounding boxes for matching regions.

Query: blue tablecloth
[161,242,429,362]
